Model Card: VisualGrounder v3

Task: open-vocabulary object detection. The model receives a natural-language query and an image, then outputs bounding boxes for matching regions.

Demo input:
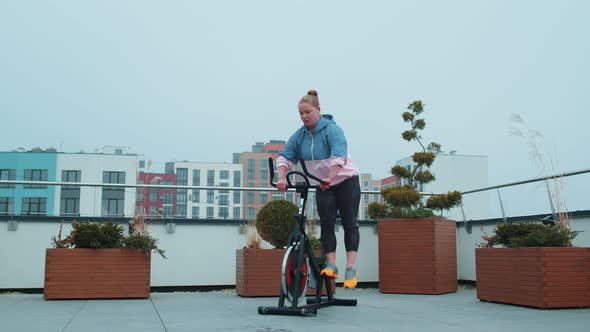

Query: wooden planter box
[378,218,457,294]
[476,247,590,308]
[44,248,151,300]
[236,248,335,297]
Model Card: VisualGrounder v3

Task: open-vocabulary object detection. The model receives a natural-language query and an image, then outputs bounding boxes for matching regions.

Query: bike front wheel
[281,243,310,304]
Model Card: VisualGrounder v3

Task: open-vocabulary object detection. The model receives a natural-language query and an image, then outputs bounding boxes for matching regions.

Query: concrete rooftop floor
[1,287,589,332]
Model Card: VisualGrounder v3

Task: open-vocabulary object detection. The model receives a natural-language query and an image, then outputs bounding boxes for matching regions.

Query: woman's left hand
[319,178,331,191]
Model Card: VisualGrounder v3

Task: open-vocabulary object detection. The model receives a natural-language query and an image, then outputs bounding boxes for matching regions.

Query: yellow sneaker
[320,262,339,279]
[343,267,358,289]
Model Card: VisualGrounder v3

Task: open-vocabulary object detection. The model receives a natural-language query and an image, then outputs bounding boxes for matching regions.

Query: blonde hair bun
[299,89,320,107]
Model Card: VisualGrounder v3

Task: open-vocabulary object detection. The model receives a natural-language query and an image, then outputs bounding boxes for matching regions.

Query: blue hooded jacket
[277,115,358,185]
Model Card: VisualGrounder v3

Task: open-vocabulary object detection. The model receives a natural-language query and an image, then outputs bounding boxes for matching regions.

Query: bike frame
[258,157,357,317]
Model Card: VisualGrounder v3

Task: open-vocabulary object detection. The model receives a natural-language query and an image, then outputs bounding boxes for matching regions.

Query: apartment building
[0,150,57,216]
[56,150,140,217]
[395,152,489,220]
[136,172,177,218]
[0,148,140,217]
[359,173,383,220]
[165,161,243,219]
[232,140,307,220]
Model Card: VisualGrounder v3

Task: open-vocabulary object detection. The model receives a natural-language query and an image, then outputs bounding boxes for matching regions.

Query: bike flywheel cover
[281,244,309,304]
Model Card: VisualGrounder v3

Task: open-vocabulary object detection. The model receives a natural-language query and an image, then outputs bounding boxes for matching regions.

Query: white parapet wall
[0,220,380,289]
[1,214,589,289]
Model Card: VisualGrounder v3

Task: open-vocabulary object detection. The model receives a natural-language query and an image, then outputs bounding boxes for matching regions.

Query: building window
[219,183,229,206]
[260,191,268,204]
[175,205,186,217]
[364,194,369,204]
[233,171,241,187]
[192,206,200,219]
[220,170,229,180]
[260,160,268,180]
[149,205,157,216]
[193,169,200,186]
[60,198,79,216]
[260,183,268,204]
[246,183,254,204]
[272,190,282,201]
[102,198,123,217]
[247,159,255,180]
[61,170,81,216]
[177,168,188,181]
[22,197,47,215]
[162,193,173,204]
[177,191,187,204]
[246,207,254,219]
[102,171,125,217]
[207,190,214,204]
[0,197,14,215]
[207,170,215,186]
[218,207,228,219]
[162,206,172,218]
[149,188,158,202]
[103,171,125,185]
[233,191,241,204]
[176,192,187,218]
[206,207,214,218]
[24,169,48,188]
[62,170,81,186]
[0,169,16,188]
[233,207,241,219]
[192,190,200,202]
[286,192,294,203]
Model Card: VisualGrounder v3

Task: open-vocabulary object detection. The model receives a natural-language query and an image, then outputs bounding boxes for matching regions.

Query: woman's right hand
[276,179,288,191]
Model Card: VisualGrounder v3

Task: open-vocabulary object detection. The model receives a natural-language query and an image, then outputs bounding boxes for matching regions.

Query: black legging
[315,175,360,253]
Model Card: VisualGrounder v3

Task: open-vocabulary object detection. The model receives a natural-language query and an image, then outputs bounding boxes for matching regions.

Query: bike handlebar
[268,157,326,190]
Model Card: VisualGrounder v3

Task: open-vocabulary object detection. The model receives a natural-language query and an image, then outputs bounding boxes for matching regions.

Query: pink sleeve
[276,156,296,170]
[328,156,347,168]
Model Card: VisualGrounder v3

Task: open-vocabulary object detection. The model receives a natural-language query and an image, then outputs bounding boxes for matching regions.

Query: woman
[276,89,361,289]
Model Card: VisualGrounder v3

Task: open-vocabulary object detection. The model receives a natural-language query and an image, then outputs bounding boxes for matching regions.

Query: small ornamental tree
[256,200,298,248]
[369,100,462,219]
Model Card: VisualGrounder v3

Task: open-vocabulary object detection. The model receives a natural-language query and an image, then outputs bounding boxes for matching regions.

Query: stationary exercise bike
[258,158,357,317]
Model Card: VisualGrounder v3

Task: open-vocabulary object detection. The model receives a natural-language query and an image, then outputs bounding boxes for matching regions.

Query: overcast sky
[1,1,588,218]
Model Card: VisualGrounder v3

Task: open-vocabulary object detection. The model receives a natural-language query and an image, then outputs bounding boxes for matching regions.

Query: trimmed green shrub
[123,234,166,258]
[51,221,166,258]
[480,222,579,248]
[256,200,298,248]
[70,222,124,249]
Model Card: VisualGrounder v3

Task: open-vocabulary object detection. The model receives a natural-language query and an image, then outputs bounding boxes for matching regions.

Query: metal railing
[460,168,590,223]
[1,167,589,227]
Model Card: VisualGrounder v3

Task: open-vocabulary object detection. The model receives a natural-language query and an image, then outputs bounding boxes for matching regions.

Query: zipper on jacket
[308,131,315,160]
